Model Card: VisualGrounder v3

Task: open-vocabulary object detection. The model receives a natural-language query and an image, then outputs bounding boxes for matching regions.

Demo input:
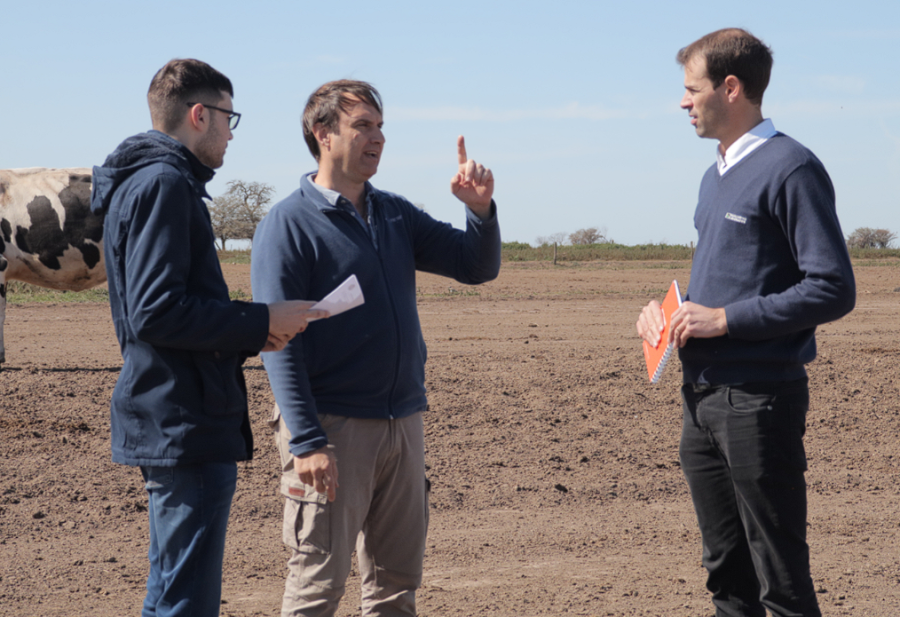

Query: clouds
[389,102,641,122]
[311,55,346,66]
[814,75,867,94]
[3,1,899,245]
[823,27,900,40]
[769,98,900,117]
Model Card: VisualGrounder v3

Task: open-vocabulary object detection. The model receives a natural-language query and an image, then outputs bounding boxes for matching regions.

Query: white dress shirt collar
[716,118,777,175]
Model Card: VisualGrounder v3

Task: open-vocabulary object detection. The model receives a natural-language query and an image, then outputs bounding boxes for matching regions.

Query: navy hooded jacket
[91,130,269,466]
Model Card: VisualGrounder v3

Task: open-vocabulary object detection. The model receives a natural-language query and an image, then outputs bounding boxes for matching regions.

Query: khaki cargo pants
[271,406,429,617]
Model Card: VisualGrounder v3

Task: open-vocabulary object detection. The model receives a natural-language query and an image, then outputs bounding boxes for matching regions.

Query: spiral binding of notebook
[648,341,675,383]
[642,280,682,384]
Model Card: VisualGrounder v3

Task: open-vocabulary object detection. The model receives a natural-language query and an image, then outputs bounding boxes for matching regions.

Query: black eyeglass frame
[186,102,241,130]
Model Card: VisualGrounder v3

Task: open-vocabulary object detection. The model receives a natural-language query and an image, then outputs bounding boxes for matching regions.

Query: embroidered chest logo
[725,212,747,224]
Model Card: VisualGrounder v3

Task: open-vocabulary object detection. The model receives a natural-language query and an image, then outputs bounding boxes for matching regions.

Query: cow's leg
[0,255,7,365]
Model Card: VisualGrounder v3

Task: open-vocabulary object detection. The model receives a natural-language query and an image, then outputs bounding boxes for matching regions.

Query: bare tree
[872,229,896,248]
[209,180,275,249]
[206,197,235,250]
[569,226,610,245]
[847,227,896,249]
[536,231,569,246]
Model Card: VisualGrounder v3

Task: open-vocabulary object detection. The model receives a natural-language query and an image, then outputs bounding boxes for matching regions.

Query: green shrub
[217,249,252,264]
[848,247,900,260]
[500,242,694,262]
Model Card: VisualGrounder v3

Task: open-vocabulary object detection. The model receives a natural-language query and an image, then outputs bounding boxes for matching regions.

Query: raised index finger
[457,135,467,166]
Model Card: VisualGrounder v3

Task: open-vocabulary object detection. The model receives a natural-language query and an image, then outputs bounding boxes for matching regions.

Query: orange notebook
[642,280,683,383]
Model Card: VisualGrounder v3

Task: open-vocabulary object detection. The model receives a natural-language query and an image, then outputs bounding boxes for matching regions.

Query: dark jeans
[680,379,821,617]
[140,462,238,617]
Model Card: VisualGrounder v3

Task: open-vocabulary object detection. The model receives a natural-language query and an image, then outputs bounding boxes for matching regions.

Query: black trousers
[680,379,821,617]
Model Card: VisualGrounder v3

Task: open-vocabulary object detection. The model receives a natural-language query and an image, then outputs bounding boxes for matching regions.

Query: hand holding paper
[309,274,365,321]
[264,300,328,352]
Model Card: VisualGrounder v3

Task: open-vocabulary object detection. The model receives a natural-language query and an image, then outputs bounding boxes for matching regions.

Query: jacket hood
[91,130,215,215]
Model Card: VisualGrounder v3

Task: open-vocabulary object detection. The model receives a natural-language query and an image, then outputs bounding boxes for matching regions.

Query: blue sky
[3,1,898,246]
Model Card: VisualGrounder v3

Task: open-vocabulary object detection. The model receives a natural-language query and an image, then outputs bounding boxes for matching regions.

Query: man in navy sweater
[251,80,501,616]
[637,29,855,617]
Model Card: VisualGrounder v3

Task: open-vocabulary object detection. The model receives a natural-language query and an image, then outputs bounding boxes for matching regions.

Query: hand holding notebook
[641,280,683,383]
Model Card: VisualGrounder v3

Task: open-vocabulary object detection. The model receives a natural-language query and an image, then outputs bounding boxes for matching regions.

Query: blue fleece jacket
[91,130,270,466]
[679,132,856,384]
[251,173,501,456]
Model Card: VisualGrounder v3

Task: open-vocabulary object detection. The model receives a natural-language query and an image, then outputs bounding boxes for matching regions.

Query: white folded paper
[309,274,365,321]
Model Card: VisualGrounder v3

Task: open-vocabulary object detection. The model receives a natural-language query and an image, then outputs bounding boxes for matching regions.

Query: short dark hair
[147,59,234,133]
[302,80,383,161]
[676,28,773,106]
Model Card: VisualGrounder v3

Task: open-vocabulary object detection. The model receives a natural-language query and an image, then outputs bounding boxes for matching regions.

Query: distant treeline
[7,246,900,304]
[502,242,694,261]
[223,245,900,263]
[847,247,900,260]
[219,243,698,262]
[502,242,900,262]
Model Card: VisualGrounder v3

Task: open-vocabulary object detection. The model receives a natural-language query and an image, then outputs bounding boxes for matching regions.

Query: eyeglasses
[186,102,241,130]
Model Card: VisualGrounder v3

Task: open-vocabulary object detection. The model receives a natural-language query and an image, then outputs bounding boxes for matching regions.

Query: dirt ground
[1,261,899,617]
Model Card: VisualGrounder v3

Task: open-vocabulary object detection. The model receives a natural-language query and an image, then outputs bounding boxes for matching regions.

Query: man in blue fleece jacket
[637,29,855,617]
[251,80,500,616]
[91,59,323,617]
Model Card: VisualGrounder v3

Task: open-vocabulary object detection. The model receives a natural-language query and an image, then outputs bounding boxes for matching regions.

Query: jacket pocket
[282,492,331,554]
[193,351,243,416]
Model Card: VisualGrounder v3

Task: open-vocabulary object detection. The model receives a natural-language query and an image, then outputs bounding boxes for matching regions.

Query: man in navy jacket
[92,59,323,617]
[251,80,501,616]
[637,30,855,617]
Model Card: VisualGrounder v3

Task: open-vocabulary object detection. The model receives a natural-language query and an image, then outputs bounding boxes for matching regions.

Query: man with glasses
[91,58,324,617]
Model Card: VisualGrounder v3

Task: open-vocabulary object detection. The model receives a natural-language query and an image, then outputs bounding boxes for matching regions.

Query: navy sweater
[679,133,855,384]
[251,173,501,456]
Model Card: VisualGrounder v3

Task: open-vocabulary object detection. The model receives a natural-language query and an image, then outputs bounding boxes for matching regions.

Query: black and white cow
[0,168,106,364]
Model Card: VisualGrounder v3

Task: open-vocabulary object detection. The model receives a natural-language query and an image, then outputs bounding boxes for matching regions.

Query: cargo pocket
[283,493,331,555]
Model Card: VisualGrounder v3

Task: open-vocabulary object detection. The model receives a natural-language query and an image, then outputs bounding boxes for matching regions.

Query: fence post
[553,242,558,266]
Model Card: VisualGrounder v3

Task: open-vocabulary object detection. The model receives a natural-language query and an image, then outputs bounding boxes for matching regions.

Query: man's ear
[312,123,330,150]
[186,103,207,132]
[723,75,743,103]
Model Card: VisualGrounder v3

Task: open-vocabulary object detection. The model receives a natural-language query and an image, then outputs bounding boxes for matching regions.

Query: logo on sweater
[725,212,747,224]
